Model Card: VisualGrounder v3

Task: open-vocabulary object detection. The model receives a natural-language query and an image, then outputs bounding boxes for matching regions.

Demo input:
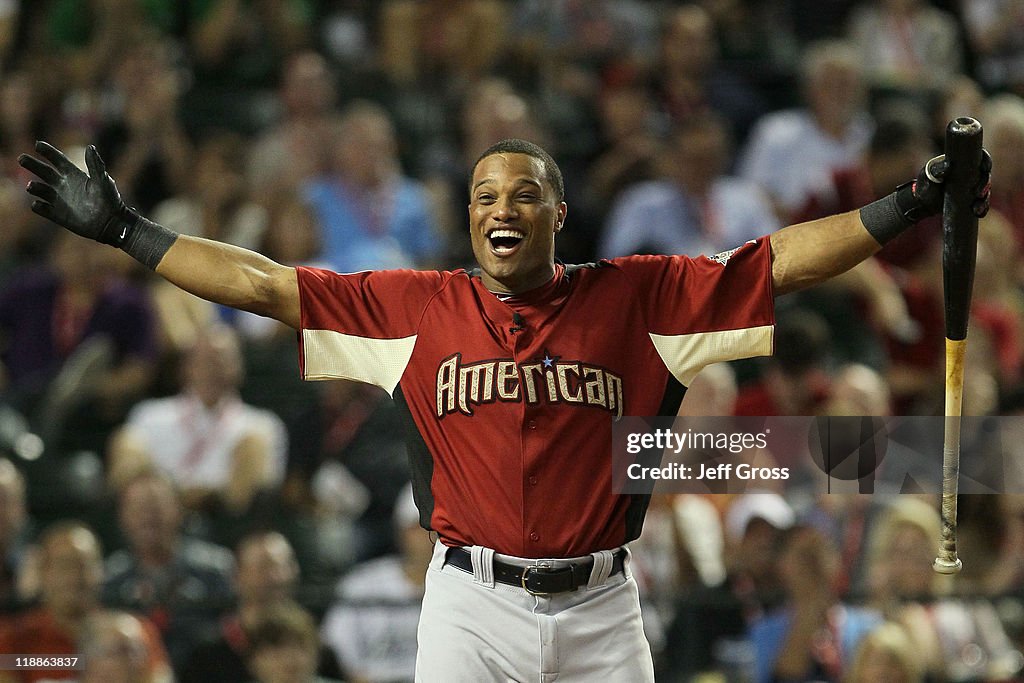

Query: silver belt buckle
[521,560,553,596]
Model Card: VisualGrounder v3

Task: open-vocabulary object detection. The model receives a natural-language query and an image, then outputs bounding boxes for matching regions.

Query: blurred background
[1,1,1024,681]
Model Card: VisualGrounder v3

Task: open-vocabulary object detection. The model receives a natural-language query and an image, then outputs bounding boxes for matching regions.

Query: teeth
[488,229,525,239]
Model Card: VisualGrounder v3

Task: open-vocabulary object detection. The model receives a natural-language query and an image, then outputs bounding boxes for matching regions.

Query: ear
[554,201,568,233]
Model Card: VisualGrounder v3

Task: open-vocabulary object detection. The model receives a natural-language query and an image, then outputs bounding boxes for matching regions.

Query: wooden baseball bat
[934,117,983,575]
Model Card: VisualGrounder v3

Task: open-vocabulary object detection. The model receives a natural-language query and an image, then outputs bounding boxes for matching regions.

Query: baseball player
[19,138,989,682]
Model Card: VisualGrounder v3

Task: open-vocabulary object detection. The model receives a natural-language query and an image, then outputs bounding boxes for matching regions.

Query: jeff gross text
[626,461,790,481]
[624,428,789,481]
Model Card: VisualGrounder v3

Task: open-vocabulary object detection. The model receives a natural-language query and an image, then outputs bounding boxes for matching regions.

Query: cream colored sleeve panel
[650,325,774,386]
[302,329,417,396]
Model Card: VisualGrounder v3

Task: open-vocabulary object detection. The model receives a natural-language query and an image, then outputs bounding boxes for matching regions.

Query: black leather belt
[443,546,626,595]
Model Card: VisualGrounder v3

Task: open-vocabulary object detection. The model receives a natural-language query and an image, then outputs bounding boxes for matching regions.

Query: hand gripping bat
[933,117,984,575]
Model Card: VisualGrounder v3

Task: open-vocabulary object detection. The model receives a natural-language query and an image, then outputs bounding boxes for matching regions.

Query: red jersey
[297,240,775,557]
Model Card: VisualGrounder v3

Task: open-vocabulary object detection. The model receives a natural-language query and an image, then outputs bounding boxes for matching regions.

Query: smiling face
[469,152,567,294]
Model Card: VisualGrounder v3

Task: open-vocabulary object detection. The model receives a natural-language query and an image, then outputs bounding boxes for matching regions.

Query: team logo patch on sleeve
[708,239,757,266]
[708,247,739,266]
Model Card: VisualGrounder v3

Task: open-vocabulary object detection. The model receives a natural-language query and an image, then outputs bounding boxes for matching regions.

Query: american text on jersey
[436,353,624,418]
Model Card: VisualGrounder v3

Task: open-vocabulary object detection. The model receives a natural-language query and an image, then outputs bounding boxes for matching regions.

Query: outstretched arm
[770,153,991,296]
[19,141,301,328]
[155,235,299,328]
[770,210,880,296]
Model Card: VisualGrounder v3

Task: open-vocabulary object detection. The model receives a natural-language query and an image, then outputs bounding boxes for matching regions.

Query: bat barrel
[942,117,983,341]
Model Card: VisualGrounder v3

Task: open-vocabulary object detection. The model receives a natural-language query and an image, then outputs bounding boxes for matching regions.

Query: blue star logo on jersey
[542,354,555,368]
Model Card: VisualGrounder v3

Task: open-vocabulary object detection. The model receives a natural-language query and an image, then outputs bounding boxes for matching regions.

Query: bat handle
[934,337,966,574]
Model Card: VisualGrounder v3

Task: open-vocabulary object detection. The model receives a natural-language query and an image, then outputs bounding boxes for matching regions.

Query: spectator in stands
[825,363,893,418]
[983,93,1024,252]
[151,132,268,252]
[380,0,507,90]
[303,100,444,272]
[955,495,1024,597]
[102,471,235,673]
[846,0,963,93]
[659,492,795,681]
[182,530,342,683]
[321,485,427,682]
[678,362,738,418]
[844,620,925,683]
[632,489,737,661]
[0,231,158,453]
[582,73,661,223]
[375,0,511,176]
[792,102,937,262]
[970,209,1024,389]
[864,497,1023,682]
[652,4,769,143]
[289,375,402,568]
[501,0,662,225]
[41,0,173,92]
[188,0,313,88]
[600,114,779,258]
[0,521,169,683]
[107,323,288,519]
[247,50,342,195]
[958,0,1024,95]
[458,78,547,177]
[246,601,344,683]
[749,523,881,683]
[0,459,28,613]
[94,38,192,215]
[738,39,872,223]
[79,610,174,683]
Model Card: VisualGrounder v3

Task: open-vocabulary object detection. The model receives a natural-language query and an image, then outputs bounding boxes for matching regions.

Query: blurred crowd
[1,0,1024,681]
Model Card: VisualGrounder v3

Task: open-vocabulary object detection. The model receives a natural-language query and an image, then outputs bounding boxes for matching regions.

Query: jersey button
[528,419,538,430]
[528,476,538,485]
[529,532,539,541]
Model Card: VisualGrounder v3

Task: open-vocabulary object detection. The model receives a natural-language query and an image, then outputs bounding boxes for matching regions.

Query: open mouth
[488,228,525,255]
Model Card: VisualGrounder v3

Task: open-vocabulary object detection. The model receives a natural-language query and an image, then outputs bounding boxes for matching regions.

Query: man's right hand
[18,141,135,246]
[897,149,993,223]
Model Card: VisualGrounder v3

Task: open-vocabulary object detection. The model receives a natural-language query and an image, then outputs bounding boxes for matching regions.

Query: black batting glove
[860,149,992,245]
[893,154,946,223]
[895,149,993,223]
[18,141,141,246]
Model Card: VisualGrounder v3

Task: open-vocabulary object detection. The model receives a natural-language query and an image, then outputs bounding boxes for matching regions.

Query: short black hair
[471,138,565,201]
